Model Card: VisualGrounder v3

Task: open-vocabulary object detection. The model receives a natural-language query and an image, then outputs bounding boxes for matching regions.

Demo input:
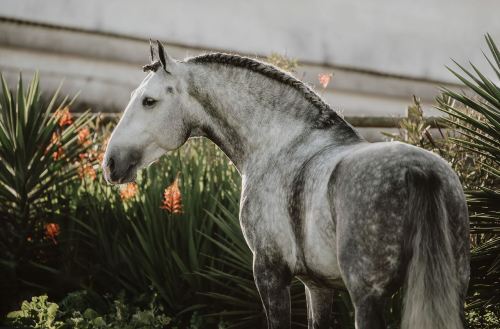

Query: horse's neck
[187,64,358,174]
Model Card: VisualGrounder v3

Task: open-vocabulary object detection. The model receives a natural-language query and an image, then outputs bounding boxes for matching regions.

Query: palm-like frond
[436,34,500,308]
[0,72,97,314]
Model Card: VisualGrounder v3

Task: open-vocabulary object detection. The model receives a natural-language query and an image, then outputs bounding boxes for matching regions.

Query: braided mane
[187,53,351,130]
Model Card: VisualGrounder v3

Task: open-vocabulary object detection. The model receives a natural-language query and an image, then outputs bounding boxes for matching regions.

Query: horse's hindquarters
[331,143,411,298]
[330,141,469,328]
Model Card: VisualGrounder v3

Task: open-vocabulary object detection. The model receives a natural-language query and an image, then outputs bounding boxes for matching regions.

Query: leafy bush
[466,305,500,329]
[68,139,240,321]
[6,292,176,329]
[385,34,500,326]
[437,34,500,309]
[0,73,98,315]
[7,295,63,329]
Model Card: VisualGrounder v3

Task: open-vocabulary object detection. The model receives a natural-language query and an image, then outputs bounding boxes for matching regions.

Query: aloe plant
[435,34,500,308]
[0,72,96,314]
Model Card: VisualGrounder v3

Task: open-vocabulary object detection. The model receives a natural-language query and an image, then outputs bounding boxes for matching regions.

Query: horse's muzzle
[102,148,141,184]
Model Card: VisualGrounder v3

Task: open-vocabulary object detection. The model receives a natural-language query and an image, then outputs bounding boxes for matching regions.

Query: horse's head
[103,41,193,184]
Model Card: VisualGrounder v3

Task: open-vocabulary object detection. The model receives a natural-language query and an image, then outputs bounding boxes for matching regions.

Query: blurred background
[1,0,499,140]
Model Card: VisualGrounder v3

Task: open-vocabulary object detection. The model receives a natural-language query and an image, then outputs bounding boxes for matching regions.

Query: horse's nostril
[108,157,115,172]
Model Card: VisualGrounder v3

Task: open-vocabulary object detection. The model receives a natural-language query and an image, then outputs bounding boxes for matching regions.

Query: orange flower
[45,132,61,156]
[52,146,64,160]
[161,174,183,214]
[78,127,91,145]
[45,223,60,245]
[51,131,60,144]
[120,183,138,200]
[318,73,333,88]
[97,151,105,164]
[78,163,97,180]
[55,107,73,127]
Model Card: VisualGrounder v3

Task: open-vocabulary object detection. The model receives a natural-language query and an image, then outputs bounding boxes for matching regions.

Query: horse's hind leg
[338,258,393,329]
[351,295,386,329]
[337,238,397,329]
[305,285,334,329]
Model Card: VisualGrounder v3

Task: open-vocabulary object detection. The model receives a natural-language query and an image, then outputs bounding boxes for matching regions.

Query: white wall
[2,0,499,83]
[1,1,498,140]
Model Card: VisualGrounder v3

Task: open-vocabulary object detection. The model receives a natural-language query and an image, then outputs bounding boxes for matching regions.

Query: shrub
[0,73,97,315]
[68,139,241,321]
[436,34,500,309]
[6,292,175,329]
[6,295,63,329]
[385,34,500,326]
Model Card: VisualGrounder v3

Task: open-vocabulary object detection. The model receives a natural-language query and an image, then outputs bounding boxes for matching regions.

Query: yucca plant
[0,72,96,315]
[70,139,241,323]
[436,34,500,308]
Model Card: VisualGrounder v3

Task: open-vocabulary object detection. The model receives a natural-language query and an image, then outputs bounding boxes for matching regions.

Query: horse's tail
[402,167,464,329]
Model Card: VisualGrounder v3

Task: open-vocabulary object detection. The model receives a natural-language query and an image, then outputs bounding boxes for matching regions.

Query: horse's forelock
[142,60,162,73]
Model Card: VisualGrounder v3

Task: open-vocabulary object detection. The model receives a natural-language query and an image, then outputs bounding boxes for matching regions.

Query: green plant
[265,53,299,73]
[6,291,176,329]
[7,295,64,329]
[384,34,500,326]
[0,72,97,315]
[69,139,241,321]
[466,305,500,329]
[436,34,499,309]
[5,290,231,328]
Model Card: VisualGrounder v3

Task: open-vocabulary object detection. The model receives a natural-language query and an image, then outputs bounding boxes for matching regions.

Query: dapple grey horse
[103,41,470,329]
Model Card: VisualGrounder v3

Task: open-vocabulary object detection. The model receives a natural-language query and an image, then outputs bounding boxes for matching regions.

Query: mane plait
[187,53,348,129]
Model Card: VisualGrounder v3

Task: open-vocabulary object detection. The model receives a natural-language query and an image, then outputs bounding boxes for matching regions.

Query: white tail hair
[402,167,463,329]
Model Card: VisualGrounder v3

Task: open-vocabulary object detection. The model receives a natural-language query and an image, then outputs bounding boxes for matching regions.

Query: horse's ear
[156,40,174,74]
[149,39,155,62]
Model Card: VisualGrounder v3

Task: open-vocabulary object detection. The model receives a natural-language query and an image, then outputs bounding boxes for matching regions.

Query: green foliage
[437,34,500,309]
[466,305,500,329]
[265,53,299,73]
[6,292,176,329]
[384,34,500,325]
[7,295,64,329]
[0,72,97,315]
[383,96,492,189]
[69,139,240,320]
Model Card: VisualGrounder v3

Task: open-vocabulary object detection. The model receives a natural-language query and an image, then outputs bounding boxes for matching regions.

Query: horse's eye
[142,97,157,108]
